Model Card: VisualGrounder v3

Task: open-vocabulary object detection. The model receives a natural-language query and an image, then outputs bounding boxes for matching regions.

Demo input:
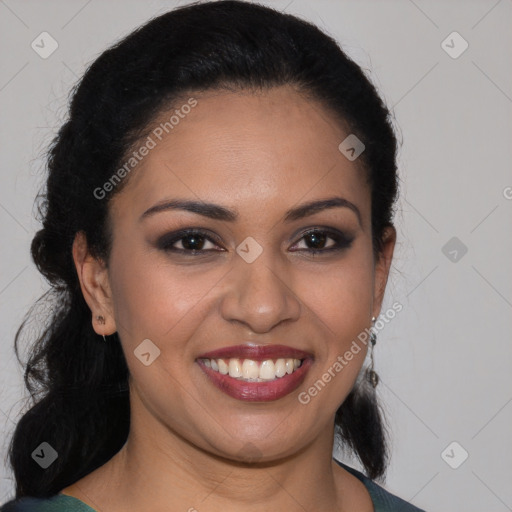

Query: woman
[1,1,426,510]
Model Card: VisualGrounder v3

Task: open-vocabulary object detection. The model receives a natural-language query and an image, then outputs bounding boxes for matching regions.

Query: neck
[70,393,362,512]
[115,424,339,511]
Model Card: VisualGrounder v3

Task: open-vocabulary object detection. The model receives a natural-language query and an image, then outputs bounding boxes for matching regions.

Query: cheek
[108,244,225,348]
[296,258,374,411]
[296,245,374,406]
[300,246,374,336]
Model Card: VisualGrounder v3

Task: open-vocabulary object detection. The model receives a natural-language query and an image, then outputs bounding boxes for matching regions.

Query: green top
[334,459,426,511]
[0,459,426,511]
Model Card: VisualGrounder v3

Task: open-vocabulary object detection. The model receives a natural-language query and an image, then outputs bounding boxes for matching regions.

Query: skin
[65,86,395,512]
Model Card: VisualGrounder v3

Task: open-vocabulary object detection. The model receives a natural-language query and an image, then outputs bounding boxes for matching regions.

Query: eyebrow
[140,196,362,227]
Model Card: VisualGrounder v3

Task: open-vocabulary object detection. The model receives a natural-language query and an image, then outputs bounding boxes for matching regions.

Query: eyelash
[156,227,354,257]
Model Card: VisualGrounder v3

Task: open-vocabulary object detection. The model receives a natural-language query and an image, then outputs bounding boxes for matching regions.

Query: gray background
[1,1,511,510]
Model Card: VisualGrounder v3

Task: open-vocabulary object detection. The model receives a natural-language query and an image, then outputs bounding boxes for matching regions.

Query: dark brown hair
[6,0,398,499]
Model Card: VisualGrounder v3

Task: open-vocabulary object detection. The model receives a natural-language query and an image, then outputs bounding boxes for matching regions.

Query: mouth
[196,344,313,402]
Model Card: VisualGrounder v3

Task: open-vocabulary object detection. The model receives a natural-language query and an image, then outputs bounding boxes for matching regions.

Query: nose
[219,251,301,334]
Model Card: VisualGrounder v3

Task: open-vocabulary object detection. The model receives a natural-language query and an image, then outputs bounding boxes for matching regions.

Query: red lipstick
[196,344,313,402]
[198,344,312,361]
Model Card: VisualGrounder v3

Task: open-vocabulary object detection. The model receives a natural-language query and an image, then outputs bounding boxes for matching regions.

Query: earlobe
[72,231,116,336]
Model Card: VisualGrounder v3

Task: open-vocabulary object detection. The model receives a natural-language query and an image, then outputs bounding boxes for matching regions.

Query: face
[75,86,395,462]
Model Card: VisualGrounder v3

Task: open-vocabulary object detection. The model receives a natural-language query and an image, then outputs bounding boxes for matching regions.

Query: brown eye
[290,228,354,255]
[157,229,223,254]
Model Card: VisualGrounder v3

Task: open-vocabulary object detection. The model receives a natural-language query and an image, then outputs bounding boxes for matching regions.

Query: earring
[96,315,107,342]
[366,316,379,388]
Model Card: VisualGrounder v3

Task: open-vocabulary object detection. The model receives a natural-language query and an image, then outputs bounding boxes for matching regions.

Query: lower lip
[197,358,313,402]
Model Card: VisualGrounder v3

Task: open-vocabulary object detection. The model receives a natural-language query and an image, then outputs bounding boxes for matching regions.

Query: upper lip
[197,344,313,361]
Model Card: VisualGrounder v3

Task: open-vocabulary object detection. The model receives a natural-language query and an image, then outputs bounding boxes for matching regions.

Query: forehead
[111,86,370,224]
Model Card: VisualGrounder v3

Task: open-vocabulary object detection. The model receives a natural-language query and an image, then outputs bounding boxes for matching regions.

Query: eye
[156,229,223,254]
[156,227,353,257]
[290,228,353,255]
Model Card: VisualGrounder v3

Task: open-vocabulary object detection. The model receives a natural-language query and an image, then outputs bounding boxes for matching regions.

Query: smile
[196,344,313,402]
[199,357,303,381]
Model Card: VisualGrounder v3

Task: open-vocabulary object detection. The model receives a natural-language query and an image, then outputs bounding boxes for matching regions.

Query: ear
[372,225,396,319]
[72,231,117,336]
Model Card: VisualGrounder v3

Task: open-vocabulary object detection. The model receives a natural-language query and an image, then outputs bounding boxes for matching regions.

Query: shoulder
[0,494,96,512]
[333,458,427,512]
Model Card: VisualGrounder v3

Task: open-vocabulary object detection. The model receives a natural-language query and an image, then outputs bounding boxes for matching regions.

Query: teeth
[259,360,275,380]
[201,357,303,381]
[275,358,286,378]
[242,359,259,379]
[228,358,242,378]
[218,359,229,375]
